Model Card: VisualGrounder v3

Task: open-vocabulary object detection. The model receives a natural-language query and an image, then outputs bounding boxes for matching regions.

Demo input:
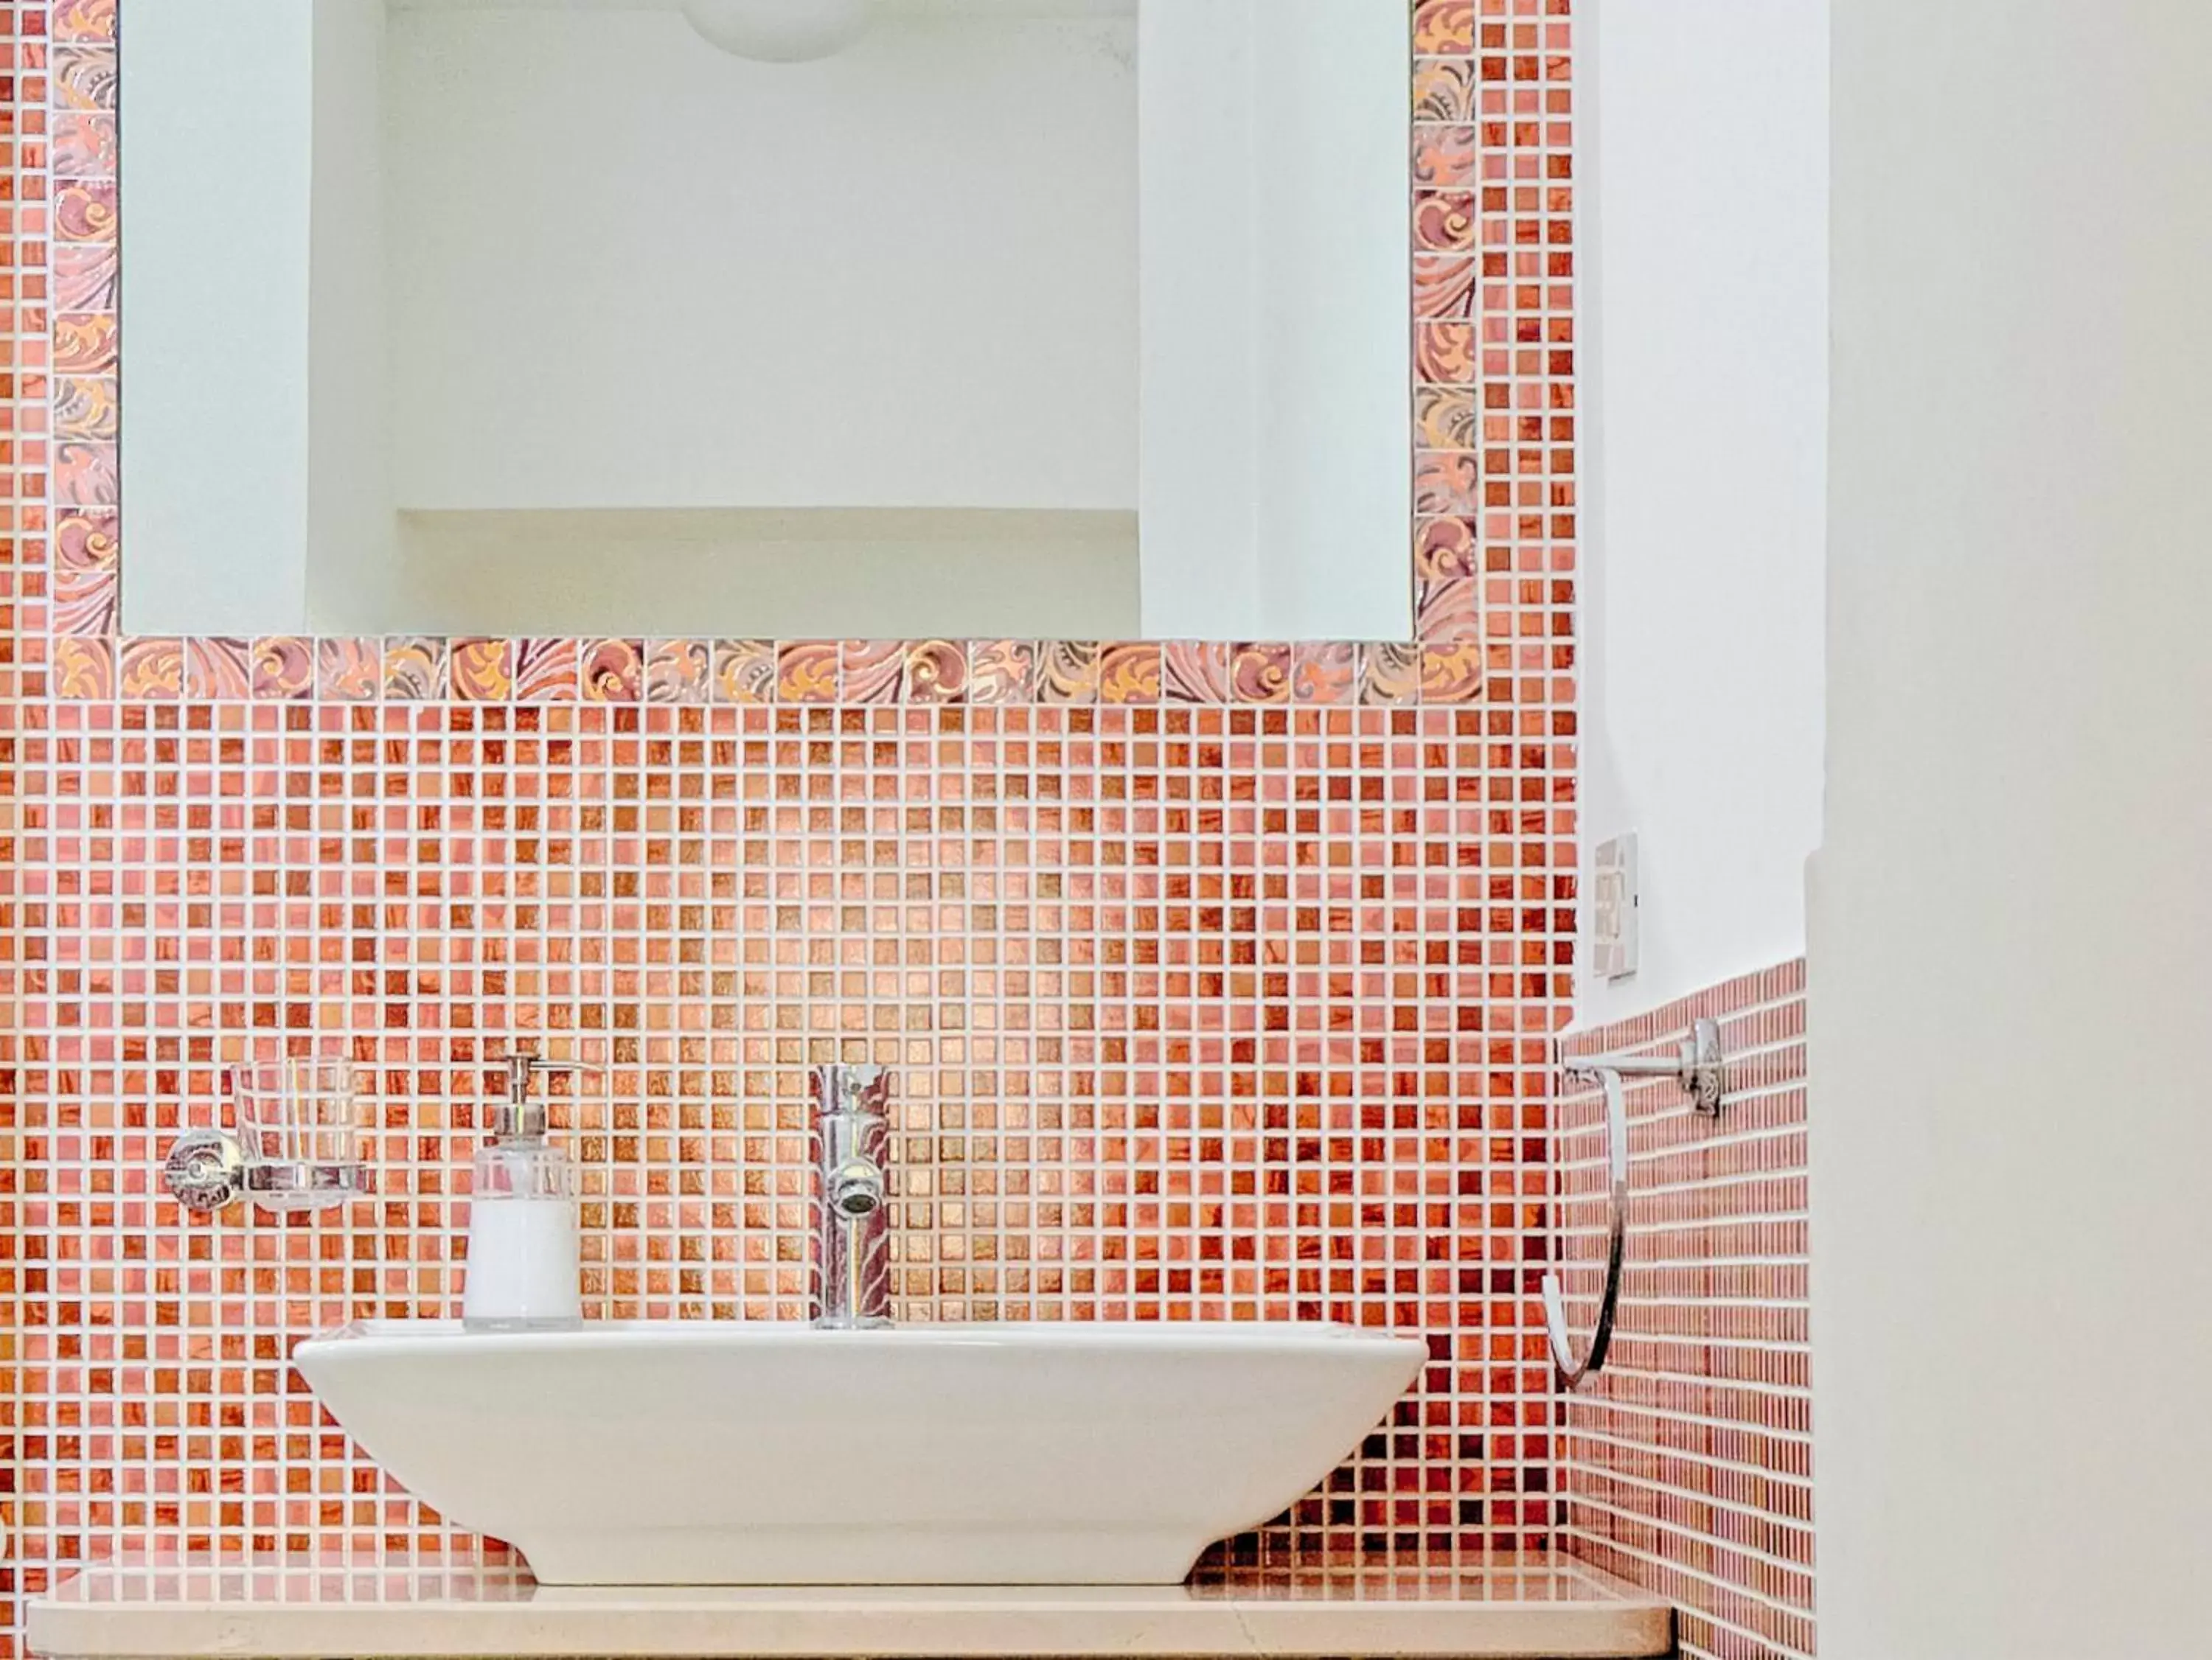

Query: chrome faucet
[811,1065,892,1328]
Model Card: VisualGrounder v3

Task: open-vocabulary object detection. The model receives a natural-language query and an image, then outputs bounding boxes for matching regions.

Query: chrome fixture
[163,1059,371,1218]
[164,1129,369,1216]
[812,1064,892,1329]
[1543,1019,1728,1389]
[1543,1069,1627,1392]
[490,1045,600,1137]
[1569,1018,1726,1117]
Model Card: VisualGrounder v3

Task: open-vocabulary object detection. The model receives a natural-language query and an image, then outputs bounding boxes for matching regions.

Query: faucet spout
[810,1066,893,1329]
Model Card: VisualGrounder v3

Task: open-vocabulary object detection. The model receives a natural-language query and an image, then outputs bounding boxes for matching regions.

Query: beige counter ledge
[27,1557,1672,1660]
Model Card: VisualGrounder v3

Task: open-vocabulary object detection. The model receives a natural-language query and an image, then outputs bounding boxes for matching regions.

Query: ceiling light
[681,0,874,62]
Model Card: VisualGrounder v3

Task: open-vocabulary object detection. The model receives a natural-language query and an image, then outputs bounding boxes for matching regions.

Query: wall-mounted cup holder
[161,1060,372,1218]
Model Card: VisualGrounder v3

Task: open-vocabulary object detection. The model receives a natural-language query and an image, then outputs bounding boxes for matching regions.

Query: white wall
[119,0,314,635]
[1140,0,1411,641]
[1814,3,2212,1654]
[385,6,1137,516]
[1575,0,1829,1021]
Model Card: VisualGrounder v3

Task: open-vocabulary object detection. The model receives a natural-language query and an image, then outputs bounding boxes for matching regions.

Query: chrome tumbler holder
[161,1060,372,1218]
[163,1129,372,1216]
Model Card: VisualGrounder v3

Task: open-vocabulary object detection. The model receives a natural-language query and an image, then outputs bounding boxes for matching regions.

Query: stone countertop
[28,1555,1672,1659]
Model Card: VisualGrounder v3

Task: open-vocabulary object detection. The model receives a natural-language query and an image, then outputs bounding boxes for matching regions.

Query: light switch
[1593,834,1639,981]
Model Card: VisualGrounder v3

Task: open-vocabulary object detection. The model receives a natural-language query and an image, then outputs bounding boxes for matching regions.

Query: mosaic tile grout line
[4,3,1587,1656]
[2,0,50,1632]
[1557,959,1815,1660]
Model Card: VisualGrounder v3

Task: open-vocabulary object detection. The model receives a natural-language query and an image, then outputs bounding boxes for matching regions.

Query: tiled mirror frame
[15,0,1575,711]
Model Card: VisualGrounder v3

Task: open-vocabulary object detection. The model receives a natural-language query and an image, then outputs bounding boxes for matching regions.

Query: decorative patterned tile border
[0,4,1582,1657]
[1557,960,1815,1660]
[21,629,1517,708]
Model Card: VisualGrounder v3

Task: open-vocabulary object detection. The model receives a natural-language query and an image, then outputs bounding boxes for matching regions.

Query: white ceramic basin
[294,1319,1425,1587]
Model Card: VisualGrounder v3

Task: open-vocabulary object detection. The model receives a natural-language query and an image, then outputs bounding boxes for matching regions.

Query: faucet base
[811,1314,894,1332]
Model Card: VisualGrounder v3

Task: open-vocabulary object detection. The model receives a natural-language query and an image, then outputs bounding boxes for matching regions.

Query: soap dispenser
[463,1049,591,1333]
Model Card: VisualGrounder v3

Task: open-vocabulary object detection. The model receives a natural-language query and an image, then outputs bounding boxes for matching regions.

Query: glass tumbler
[231,1059,369,1213]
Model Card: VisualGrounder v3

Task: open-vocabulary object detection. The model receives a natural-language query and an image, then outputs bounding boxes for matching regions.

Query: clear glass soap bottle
[462,1051,590,1333]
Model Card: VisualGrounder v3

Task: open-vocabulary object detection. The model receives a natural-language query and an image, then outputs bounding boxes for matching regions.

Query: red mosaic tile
[0,10,1590,1656]
[1558,960,1815,1660]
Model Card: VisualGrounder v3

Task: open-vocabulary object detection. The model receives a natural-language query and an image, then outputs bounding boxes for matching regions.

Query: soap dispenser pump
[463,1048,592,1333]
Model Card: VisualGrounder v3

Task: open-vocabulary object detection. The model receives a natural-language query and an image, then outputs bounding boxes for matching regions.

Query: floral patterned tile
[252,637,315,700]
[512,638,580,701]
[1361,643,1424,705]
[1097,641,1162,705]
[1419,641,1488,704]
[714,640,778,705]
[187,637,254,701]
[841,641,905,705]
[1229,643,1294,705]
[967,641,1035,705]
[582,638,644,702]
[49,637,116,700]
[317,638,382,701]
[384,637,449,701]
[776,642,839,704]
[1035,641,1100,704]
[1293,642,1360,705]
[118,636,184,699]
[903,641,967,704]
[451,638,515,702]
[1163,641,1231,703]
[647,640,711,705]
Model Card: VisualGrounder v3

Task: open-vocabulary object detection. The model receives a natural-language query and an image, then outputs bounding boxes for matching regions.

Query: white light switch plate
[1593,834,1639,981]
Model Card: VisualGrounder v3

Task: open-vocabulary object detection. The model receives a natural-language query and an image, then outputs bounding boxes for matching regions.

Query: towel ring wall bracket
[1568,1016,1724,1116]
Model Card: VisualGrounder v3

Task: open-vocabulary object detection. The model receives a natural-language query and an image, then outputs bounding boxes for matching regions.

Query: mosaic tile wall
[0,3,1582,1655]
[1557,960,1815,1660]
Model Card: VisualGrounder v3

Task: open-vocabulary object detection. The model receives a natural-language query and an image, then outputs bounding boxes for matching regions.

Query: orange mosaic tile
[0,3,1585,1656]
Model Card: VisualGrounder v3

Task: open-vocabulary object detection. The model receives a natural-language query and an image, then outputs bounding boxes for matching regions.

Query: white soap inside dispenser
[463,1053,586,1333]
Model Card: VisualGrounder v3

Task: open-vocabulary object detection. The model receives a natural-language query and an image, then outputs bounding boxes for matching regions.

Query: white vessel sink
[294,1320,1426,1587]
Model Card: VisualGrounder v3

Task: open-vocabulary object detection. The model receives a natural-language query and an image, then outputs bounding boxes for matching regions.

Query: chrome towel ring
[1544,1018,1726,1390]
